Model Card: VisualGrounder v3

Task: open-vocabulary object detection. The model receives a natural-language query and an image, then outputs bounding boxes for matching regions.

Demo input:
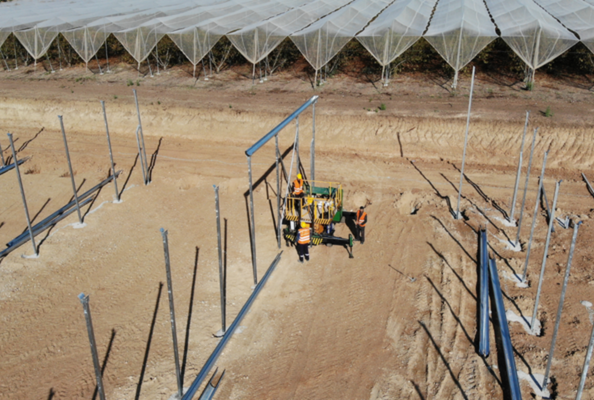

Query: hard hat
[301,222,307,228]
[297,173,302,179]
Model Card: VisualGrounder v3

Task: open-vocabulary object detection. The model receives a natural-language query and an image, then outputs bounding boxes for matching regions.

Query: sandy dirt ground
[2,64,594,400]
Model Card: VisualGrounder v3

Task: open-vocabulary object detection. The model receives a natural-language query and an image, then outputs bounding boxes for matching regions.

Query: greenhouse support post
[542,220,581,390]
[160,228,183,398]
[311,102,315,182]
[134,125,147,185]
[78,293,106,400]
[576,321,594,400]
[531,180,561,332]
[58,116,83,225]
[515,127,538,246]
[509,111,530,222]
[133,89,149,184]
[101,101,120,202]
[522,151,548,282]
[455,67,475,219]
[213,185,226,335]
[275,135,281,249]
[247,155,258,285]
[7,133,37,256]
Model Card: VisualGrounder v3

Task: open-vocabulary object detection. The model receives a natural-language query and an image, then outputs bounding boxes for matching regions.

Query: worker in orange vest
[292,173,304,197]
[356,206,367,244]
[296,222,311,263]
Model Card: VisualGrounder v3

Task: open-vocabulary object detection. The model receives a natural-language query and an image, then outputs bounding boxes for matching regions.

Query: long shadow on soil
[119,154,139,198]
[17,127,45,153]
[135,282,164,400]
[430,216,476,264]
[147,137,163,183]
[410,161,456,218]
[92,328,116,400]
[418,321,470,399]
[181,247,199,387]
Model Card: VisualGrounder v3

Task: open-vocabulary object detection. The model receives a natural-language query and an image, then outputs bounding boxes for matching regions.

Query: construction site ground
[2,64,594,399]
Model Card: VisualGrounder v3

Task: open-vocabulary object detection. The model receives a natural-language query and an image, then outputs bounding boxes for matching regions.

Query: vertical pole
[455,66,475,219]
[515,127,538,246]
[213,186,226,334]
[295,117,300,177]
[275,135,281,249]
[510,111,530,221]
[248,156,258,285]
[134,125,147,186]
[133,89,149,184]
[101,101,120,202]
[58,116,83,225]
[8,133,37,256]
[542,220,581,389]
[310,102,316,182]
[531,180,561,332]
[576,321,594,400]
[160,229,183,398]
[78,293,106,400]
[521,151,548,282]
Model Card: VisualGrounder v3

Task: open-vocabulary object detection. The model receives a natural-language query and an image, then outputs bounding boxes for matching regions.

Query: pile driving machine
[282,180,354,257]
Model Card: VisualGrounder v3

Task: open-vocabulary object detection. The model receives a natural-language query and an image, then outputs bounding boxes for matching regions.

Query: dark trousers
[357,226,365,244]
[297,243,310,261]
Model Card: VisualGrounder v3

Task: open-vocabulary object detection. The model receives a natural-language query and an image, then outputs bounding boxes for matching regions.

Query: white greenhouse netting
[290,0,394,78]
[0,0,593,82]
[484,0,579,81]
[535,0,594,53]
[357,0,436,84]
[424,0,497,88]
[226,0,352,65]
[168,0,309,74]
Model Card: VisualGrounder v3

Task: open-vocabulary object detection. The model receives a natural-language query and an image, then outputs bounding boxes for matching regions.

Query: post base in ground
[214,329,226,338]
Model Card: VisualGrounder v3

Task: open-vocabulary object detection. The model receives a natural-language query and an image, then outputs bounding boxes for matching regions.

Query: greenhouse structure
[0,0,593,86]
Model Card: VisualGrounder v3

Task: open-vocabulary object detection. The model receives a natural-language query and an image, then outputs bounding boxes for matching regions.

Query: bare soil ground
[2,64,594,400]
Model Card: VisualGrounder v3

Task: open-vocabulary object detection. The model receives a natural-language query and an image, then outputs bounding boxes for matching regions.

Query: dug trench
[1,79,594,399]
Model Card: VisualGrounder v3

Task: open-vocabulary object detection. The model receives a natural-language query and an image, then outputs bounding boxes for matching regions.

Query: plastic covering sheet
[424,0,497,73]
[357,0,436,66]
[0,31,9,49]
[535,0,594,53]
[227,0,352,64]
[290,0,395,71]
[484,0,578,69]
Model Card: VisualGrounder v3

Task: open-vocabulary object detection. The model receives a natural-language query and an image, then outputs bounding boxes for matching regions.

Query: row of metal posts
[453,72,594,397]
[3,91,150,258]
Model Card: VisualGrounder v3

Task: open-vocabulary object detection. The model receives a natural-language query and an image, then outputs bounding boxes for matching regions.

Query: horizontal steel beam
[183,252,283,400]
[245,96,318,157]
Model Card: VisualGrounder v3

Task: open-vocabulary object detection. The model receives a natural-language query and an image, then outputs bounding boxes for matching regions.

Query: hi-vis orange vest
[298,227,310,244]
[357,210,367,227]
[293,179,304,195]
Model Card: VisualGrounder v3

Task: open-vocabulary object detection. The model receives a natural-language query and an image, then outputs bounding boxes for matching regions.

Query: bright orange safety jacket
[293,178,304,195]
[357,210,367,227]
[297,227,310,244]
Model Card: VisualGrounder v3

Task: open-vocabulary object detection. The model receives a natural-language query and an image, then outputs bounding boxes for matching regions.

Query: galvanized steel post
[78,293,106,400]
[310,102,315,182]
[455,66,475,220]
[510,111,530,222]
[531,180,561,332]
[101,101,120,202]
[213,186,226,334]
[576,321,594,400]
[522,151,549,282]
[133,89,149,184]
[515,127,538,247]
[7,133,37,256]
[160,229,183,398]
[275,135,281,249]
[295,117,300,177]
[543,220,581,389]
[247,156,258,285]
[58,116,83,225]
